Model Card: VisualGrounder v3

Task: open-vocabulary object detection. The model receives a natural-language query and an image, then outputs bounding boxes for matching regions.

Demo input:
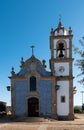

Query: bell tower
[50,20,74,120]
[50,21,73,76]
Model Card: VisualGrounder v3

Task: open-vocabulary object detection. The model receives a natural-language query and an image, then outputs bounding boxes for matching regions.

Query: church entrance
[28,97,39,117]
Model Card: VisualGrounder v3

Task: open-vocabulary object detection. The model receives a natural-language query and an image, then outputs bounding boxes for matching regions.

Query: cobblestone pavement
[0,114,84,130]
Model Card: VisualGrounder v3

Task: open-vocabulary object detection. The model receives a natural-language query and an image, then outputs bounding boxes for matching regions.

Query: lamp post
[6,86,11,91]
[55,85,60,91]
[80,91,84,112]
[73,86,77,94]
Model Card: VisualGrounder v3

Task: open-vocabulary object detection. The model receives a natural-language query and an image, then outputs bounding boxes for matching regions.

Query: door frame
[27,97,39,117]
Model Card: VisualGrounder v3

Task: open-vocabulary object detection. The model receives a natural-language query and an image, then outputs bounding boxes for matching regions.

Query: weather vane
[30,45,35,56]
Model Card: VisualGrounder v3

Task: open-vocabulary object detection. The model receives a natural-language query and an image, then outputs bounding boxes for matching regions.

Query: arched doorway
[28,97,39,117]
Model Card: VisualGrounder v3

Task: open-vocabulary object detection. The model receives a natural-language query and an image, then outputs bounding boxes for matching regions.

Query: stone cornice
[50,35,73,39]
[50,58,74,62]
[56,76,74,80]
[8,74,53,80]
[8,76,26,80]
[9,74,74,81]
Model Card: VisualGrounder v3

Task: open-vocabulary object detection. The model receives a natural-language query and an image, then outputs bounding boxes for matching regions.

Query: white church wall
[66,39,69,48]
[14,80,28,116]
[38,80,52,116]
[67,49,69,58]
[54,50,56,58]
[53,39,58,51]
[57,81,69,116]
[54,30,69,36]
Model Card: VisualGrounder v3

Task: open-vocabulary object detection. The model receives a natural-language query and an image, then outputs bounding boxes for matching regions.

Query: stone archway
[28,97,39,117]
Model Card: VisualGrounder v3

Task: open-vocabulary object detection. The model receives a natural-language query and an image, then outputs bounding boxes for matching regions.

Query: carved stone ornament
[29,62,36,71]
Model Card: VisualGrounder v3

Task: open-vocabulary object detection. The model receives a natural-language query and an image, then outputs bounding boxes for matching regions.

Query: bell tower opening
[57,43,65,58]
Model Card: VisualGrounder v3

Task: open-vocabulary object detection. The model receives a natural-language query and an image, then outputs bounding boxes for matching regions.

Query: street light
[80,91,84,112]
[55,85,60,91]
[73,86,77,94]
[6,86,11,91]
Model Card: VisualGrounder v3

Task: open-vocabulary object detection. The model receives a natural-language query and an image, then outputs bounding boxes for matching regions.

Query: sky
[0,0,84,106]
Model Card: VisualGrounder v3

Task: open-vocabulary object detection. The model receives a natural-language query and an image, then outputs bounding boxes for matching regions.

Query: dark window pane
[30,76,36,91]
[61,96,65,103]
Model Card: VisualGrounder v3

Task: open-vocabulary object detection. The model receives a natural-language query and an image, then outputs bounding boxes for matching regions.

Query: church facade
[9,21,74,120]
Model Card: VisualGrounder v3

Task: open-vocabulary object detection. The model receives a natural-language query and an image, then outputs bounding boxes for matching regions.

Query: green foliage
[73,37,84,85]
[74,106,81,113]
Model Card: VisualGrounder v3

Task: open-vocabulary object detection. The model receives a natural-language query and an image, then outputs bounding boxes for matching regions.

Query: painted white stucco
[57,81,69,116]
[67,49,69,58]
[54,50,56,58]
[54,29,69,36]
[54,40,57,49]
[67,40,69,48]
[54,62,69,76]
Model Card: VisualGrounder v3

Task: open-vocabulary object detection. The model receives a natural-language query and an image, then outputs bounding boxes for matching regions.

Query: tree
[74,37,84,86]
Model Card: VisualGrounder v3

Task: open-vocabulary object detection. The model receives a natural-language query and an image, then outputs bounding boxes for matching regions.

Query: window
[30,76,36,91]
[57,43,65,58]
[61,96,65,103]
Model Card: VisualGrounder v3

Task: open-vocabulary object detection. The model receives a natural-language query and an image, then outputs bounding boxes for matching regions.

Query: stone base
[57,114,74,120]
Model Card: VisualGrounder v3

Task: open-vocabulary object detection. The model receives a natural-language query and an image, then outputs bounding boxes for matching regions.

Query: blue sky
[0,0,84,106]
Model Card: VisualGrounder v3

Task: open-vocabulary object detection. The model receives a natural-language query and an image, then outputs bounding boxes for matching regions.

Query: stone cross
[30,45,35,56]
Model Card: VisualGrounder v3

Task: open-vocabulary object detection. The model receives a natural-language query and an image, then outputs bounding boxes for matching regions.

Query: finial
[59,14,62,22]
[69,26,72,35]
[12,67,14,72]
[21,57,23,61]
[30,45,35,56]
[20,57,24,68]
[58,14,62,28]
[11,67,15,76]
[50,28,54,36]
[42,59,46,68]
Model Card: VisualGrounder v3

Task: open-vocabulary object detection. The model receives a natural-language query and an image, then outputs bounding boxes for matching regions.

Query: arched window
[30,76,36,91]
[57,43,65,58]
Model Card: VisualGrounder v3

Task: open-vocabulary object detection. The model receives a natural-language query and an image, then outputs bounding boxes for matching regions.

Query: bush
[74,106,81,113]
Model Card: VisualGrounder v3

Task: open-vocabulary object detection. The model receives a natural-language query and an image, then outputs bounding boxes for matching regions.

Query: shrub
[74,106,81,113]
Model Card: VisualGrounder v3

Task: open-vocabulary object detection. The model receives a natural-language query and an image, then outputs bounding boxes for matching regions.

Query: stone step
[15,117,50,122]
